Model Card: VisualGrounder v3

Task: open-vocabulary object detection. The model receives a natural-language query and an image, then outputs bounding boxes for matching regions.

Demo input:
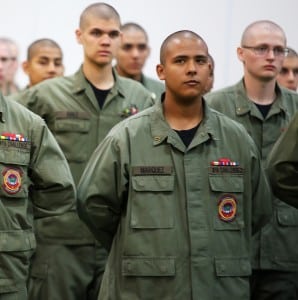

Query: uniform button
[126,263,132,272]
[160,265,167,273]
[138,179,145,187]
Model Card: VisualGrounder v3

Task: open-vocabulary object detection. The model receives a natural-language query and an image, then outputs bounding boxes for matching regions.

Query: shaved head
[27,38,62,60]
[241,20,286,46]
[160,30,208,64]
[79,2,121,29]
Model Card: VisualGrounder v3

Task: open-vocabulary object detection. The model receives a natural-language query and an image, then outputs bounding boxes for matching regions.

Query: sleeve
[29,117,77,242]
[77,132,128,251]
[250,143,273,234]
[266,113,298,209]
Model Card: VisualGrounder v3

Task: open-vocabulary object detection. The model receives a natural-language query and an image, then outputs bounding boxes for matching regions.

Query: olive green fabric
[206,80,298,272]
[0,93,75,296]
[267,112,298,209]
[140,73,164,101]
[15,66,154,300]
[77,100,272,300]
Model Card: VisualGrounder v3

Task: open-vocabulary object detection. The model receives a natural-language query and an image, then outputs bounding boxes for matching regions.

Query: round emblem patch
[2,167,22,194]
[218,194,237,222]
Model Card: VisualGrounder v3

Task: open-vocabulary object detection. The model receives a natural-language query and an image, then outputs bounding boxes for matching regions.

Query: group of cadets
[0,2,297,300]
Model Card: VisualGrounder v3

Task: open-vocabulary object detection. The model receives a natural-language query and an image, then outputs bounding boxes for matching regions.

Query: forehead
[32,46,62,59]
[166,36,207,57]
[83,15,120,31]
[0,44,10,55]
[245,25,286,45]
[283,56,298,67]
[122,28,147,43]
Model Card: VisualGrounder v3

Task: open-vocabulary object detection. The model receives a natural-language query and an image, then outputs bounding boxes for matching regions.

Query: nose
[186,59,197,74]
[266,49,276,59]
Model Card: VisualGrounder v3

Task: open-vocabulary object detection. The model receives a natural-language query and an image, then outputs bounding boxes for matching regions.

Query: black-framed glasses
[242,45,289,57]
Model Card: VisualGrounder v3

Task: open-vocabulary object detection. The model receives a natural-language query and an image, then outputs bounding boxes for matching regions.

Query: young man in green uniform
[267,111,298,209]
[206,20,298,299]
[0,92,75,299]
[77,30,272,300]
[115,22,164,100]
[15,2,154,300]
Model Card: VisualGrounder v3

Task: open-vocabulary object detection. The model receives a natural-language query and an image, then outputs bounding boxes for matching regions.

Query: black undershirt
[88,81,110,109]
[175,123,200,147]
[254,103,272,118]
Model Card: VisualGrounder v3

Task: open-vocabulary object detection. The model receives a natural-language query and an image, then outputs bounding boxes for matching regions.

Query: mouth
[263,65,276,71]
[184,80,200,86]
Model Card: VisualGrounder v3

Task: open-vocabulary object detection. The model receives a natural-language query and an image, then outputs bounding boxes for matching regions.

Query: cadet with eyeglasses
[206,20,298,299]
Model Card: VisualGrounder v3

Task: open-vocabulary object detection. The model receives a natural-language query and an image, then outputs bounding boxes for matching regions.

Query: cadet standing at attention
[15,2,154,300]
[267,111,298,209]
[0,91,75,299]
[115,22,165,100]
[206,20,298,299]
[77,30,272,300]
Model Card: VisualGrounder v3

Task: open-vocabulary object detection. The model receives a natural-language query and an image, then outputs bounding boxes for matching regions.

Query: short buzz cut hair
[159,30,208,64]
[120,22,148,41]
[79,2,121,29]
[241,20,287,46]
[27,38,62,60]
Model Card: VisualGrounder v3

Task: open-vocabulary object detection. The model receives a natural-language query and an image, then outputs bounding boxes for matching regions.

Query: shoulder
[205,84,238,103]
[4,95,45,126]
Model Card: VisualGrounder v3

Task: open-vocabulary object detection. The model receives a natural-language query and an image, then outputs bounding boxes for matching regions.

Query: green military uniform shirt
[267,111,298,209]
[78,99,272,300]
[0,92,75,294]
[140,73,164,101]
[15,66,155,245]
[206,80,298,271]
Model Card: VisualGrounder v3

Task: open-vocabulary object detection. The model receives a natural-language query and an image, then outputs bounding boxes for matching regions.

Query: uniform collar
[73,65,125,98]
[234,79,286,116]
[150,96,216,150]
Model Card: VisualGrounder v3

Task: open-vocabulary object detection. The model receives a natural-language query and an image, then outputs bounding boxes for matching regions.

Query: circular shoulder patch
[2,167,23,194]
[218,194,237,222]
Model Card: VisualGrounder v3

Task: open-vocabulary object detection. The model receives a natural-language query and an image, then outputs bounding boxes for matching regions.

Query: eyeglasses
[242,45,289,57]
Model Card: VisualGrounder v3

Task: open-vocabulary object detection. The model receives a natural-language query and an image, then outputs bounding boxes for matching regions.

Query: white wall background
[1,0,298,90]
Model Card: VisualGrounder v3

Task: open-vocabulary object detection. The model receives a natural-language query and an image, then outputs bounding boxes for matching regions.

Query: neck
[83,60,114,90]
[163,95,203,130]
[244,75,276,105]
[116,65,142,82]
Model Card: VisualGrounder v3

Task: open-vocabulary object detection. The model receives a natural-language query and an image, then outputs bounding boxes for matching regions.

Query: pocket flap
[277,209,298,226]
[209,175,243,192]
[215,257,251,277]
[54,118,90,133]
[132,175,174,192]
[122,257,175,276]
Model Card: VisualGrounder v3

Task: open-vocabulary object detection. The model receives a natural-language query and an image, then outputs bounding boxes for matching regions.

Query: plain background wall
[1,0,298,91]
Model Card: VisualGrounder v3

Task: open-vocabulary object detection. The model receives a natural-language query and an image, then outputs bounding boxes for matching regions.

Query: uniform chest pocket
[130,175,175,229]
[53,112,91,162]
[0,147,30,199]
[209,174,245,230]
